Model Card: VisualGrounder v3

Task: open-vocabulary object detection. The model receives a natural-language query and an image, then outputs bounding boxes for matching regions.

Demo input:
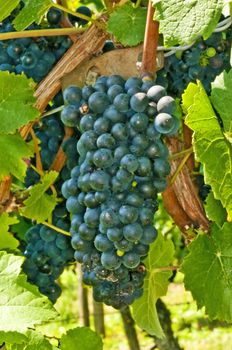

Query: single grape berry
[154,113,176,134]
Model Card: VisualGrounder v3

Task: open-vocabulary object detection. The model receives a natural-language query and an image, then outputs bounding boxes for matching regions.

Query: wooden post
[120,307,140,350]
[77,264,90,327]
[141,1,159,78]
[93,301,105,337]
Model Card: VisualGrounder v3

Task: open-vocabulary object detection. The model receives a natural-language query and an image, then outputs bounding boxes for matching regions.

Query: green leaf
[0,331,27,345]
[13,0,52,31]
[211,70,232,135]
[0,72,39,134]
[60,327,103,350]
[0,0,20,22]
[20,171,58,223]
[107,3,147,46]
[0,133,33,181]
[132,233,175,338]
[182,223,232,322]
[9,330,53,350]
[154,0,224,46]
[0,251,57,332]
[0,213,19,250]
[183,81,232,221]
[205,192,227,227]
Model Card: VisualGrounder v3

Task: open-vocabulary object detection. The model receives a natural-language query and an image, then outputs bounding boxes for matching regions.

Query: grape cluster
[60,75,178,308]
[25,91,79,187]
[23,92,79,301]
[23,209,74,303]
[156,28,231,96]
[0,7,72,82]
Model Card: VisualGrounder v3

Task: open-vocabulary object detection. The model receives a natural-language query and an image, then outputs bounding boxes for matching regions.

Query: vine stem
[42,221,71,236]
[0,28,85,41]
[0,176,12,205]
[141,1,159,77]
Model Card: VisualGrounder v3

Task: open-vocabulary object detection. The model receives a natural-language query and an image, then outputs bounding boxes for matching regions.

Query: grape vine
[0,1,231,349]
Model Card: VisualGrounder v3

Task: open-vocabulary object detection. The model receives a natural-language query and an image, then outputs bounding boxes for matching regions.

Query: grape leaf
[13,0,52,31]
[205,192,227,227]
[182,223,232,322]
[0,251,57,332]
[60,327,103,350]
[0,331,27,345]
[10,330,53,350]
[0,213,19,250]
[211,70,232,135]
[0,0,20,22]
[107,2,147,46]
[20,171,58,223]
[132,233,175,338]
[183,81,232,221]
[0,72,39,134]
[0,133,33,181]
[154,0,224,46]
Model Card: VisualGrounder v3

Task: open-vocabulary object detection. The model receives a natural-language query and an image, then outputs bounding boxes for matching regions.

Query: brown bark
[163,137,209,234]
[141,1,159,78]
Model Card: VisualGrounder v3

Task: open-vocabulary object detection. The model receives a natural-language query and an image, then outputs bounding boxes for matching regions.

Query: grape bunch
[25,91,79,187]
[156,28,231,96]
[23,209,74,303]
[60,75,178,308]
[23,92,79,302]
[0,7,72,82]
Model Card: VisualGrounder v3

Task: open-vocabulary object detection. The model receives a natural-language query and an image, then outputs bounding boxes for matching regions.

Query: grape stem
[169,146,193,160]
[134,0,142,8]
[0,27,85,41]
[170,151,193,185]
[153,266,179,272]
[53,4,100,27]
[30,129,43,173]
[30,163,43,177]
[29,164,57,196]
[41,105,64,119]
[42,221,71,236]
